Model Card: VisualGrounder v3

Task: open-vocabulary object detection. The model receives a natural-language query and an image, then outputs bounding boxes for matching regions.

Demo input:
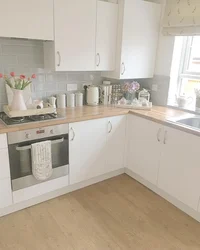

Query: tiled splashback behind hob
[0,38,102,111]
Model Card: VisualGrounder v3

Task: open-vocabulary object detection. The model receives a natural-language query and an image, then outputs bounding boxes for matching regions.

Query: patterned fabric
[163,0,200,36]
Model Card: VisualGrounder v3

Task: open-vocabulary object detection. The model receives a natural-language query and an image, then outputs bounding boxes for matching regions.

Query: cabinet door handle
[70,128,75,141]
[108,121,113,133]
[157,128,162,142]
[57,51,61,67]
[164,131,168,144]
[96,53,100,67]
[121,62,125,75]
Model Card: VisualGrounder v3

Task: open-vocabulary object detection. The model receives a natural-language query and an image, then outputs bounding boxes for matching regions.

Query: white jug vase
[11,89,27,111]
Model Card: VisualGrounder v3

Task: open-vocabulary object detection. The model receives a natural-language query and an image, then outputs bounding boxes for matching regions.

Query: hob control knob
[50,129,54,135]
[25,133,31,139]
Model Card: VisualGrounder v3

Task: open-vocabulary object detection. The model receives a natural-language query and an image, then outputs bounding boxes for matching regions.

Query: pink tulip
[0,73,3,78]
[31,74,36,79]
[20,75,26,80]
[10,72,15,77]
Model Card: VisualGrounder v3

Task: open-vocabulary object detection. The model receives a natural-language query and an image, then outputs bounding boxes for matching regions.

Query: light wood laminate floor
[0,174,200,250]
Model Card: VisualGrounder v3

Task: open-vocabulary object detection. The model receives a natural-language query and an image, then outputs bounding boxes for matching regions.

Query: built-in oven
[7,124,69,191]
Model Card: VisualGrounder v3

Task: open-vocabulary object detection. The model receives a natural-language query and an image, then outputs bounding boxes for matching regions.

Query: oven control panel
[8,124,69,145]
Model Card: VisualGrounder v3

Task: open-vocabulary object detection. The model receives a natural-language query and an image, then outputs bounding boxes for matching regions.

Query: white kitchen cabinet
[69,118,107,184]
[0,0,53,40]
[102,0,161,79]
[44,0,97,71]
[96,1,118,71]
[44,0,118,71]
[106,115,126,172]
[0,179,12,209]
[69,115,126,185]
[0,134,7,150]
[158,126,200,211]
[0,149,11,180]
[127,115,163,185]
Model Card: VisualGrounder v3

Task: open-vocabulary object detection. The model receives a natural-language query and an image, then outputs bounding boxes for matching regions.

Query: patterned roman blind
[163,0,200,36]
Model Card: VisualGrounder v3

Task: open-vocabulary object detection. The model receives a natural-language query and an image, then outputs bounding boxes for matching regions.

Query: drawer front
[0,178,12,209]
[13,175,69,204]
[0,134,7,149]
[0,148,11,180]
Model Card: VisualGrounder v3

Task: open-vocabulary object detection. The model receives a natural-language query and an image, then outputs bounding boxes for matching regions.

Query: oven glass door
[8,134,69,181]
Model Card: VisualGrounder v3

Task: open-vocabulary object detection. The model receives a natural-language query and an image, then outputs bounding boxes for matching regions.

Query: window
[168,36,200,108]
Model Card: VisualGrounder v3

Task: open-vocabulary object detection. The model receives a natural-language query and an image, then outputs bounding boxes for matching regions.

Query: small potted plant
[122,81,140,104]
[0,72,36,111]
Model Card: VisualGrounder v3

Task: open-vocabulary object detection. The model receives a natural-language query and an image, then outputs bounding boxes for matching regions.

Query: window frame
[177,36,200,96]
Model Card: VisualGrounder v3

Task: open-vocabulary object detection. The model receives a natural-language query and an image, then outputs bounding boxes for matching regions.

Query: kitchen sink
[168,115,200,130]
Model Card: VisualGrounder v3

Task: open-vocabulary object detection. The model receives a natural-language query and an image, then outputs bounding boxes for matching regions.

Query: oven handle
[16,138,64,151]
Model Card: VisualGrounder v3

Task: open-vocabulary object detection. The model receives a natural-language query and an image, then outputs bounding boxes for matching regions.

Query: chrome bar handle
[57,51,61,67]
[16,138,64,151]
[164,131,168,144]
[121,62,125,75]
[108,121,113,134]
[70,128,75,141]
[96,53,100,67]
[157,128,161,142]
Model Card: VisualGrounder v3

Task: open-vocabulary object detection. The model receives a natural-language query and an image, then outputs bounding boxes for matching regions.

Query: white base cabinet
[0,134,12,209]
[127,115,163,185]
[127,115,200,214]
[158,126,200,211]
[69,115,126,185]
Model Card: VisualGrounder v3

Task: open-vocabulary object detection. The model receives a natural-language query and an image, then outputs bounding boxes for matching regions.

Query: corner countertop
[0,105,199,136]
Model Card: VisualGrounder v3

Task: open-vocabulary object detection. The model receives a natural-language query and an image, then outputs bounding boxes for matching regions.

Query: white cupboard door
[106,116,126,172]
[0,149,11,180]
[54,0,97,71]
[69,119,107,185]
[96,1,118,71]
[0,0,53,40]
[121,0,161,79]
[127,115,162,185]
[0,179,12,209]
[0,134,7,150]
[158,127,200,211]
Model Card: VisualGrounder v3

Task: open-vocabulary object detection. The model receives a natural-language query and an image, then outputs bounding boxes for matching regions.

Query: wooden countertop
[0,105,199,136]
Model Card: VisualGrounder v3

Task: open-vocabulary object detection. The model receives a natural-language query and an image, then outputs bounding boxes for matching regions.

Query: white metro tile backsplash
[0,38,102,111]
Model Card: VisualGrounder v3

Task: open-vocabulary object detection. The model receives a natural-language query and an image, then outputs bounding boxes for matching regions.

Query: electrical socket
[67,84,78,91]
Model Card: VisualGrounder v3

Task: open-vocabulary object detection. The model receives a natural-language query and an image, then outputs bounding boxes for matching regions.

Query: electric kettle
[85,85,99,106]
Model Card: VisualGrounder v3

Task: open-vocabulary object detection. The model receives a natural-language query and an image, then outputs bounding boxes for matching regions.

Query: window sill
[167,103,200,115]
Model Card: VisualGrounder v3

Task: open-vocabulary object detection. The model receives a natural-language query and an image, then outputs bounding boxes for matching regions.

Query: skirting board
[125,168,200,222]
[0,168,124,218]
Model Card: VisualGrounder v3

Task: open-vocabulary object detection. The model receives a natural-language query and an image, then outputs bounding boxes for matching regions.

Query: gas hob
[0,112,65,126]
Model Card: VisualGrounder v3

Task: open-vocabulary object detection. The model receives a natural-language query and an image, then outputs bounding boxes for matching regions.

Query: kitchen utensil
[32,100,44,109]
[75,92,83,107]
[49,96,57,108]
[57,94,66,108]
[138,89,150,102]
[176,94,193,108]
[67,93,75,107]
[85,85,99,106]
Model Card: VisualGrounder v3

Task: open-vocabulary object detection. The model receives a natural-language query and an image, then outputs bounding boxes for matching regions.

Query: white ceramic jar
[67,93,75,107]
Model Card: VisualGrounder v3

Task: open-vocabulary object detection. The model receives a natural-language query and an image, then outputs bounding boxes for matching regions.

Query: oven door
[8,134,69,191]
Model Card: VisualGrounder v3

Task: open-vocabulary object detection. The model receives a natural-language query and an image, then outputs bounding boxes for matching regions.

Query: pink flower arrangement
[0,72,36,90]
[122,81,140,94]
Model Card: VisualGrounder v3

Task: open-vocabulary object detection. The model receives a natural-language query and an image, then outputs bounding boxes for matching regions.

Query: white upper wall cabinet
[44,0,97,71]
[102,0,161,79]
[0,0,53,40]
[96,1,118,71]
[44,0,118,71]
